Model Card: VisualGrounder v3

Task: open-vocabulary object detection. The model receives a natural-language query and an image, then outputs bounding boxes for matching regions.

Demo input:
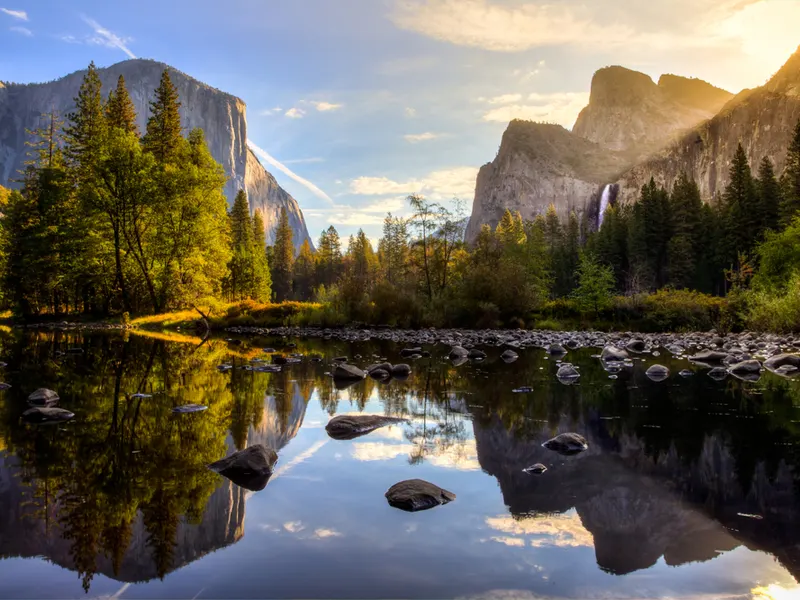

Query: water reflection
[0,330,798,597]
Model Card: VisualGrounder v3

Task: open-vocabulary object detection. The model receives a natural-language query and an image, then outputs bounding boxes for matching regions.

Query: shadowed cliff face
[471,414,800,578]
[0,59,312,250]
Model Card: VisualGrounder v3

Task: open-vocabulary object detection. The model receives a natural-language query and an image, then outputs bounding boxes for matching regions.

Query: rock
[368,368,391,380]
[333,364,366,381]
[645,364,670,382]
[728,359,762,375]
[707,367,728,381]
[172,404,208,413]
[27,388,59,406]
[448,346,469,360]
[0,382,10,390]
[501,349,519,362]
[512,386,535,393]
[523,463,548,475]
[208,444,278,492]
[547,344,567,355]
[626,339,646,353]
[542,432,588,455]
[368,362,394,375]
[557,364,580,381]
[385,479,456,512]
[22,407,74,424]
[764,354,800,371]
[325,414,407,440]
[775,365,799,376]
[689,350,729,364]
[400,347,422,357]
[678,369,694,377]
[391,363,412,378]
[272,355,289,365]
[468,349,487,360]
[601,345,629,361]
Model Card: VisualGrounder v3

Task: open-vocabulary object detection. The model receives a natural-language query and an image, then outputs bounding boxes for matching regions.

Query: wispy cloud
[0,8,27,20]
[480,91,590,128]
[58,34,80,44]
[285,107,306,119]
[10,25,31,36]
[247,140,334,205]
[308,100,343,112]
[259,106,283,116]
[480,93,523,105]
[82,16,136,59]
[404,107,417,118]
[350,166,478,200]
[282,157,325,165]
[404,132,443,143]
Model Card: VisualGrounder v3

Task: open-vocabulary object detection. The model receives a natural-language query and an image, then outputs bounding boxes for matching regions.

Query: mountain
[464,120,629,243]
[0,59,312,250]
[615,46,800,204]
[573,67,732,158]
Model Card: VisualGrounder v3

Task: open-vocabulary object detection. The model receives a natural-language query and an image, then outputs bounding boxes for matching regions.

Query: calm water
[0,330,799,599]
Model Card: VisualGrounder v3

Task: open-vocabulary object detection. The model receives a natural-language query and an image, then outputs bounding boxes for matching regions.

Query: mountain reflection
[0,331,799,592]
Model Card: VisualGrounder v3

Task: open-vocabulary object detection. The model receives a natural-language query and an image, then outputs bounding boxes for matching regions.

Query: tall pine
[143,70,182,164]
[271,208,294,301]
[251,209,272,302]
[64,61,106,177]
[781,118,800,223]
[226,190,256,301]
[723,143,759,264]
[105,75,139,135]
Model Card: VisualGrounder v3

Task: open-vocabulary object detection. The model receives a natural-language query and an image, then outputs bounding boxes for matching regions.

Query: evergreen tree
[63,61,106,177]
[105,75,139,136]
[781,118,800,223]
[572,252,615,316]
[142,70,182,164]
[377,213,409,285]
[251,209,272,302]
[315,225,342,289]
[591,205,628,292]
[667,172,703,288]
[757,156,782,234]
[292,239,315,301]
[271,208,294,301]
[226,190,255,301]
[723,143,759,264]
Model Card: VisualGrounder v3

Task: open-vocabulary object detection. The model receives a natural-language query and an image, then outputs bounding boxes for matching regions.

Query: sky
[1,0,799,245]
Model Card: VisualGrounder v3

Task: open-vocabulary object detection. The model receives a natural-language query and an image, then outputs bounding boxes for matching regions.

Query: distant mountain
[573,67,732,158]
[0,59,312,250]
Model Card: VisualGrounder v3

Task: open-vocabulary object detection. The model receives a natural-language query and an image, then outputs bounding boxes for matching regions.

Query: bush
[748,274,800,332]
[633,289,725,332]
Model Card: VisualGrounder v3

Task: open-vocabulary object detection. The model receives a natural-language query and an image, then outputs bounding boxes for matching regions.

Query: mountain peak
[588,66,658,107]
[765,44,800,96]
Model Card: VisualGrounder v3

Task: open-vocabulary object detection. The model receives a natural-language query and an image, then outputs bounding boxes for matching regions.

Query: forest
[2,63,800,332]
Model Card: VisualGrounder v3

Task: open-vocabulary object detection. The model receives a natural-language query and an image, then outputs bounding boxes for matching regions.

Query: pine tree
[756,156,782,234]
[25,110,65,169]
[292,239,315,300]
[781,118,800,223]
[63,61,106,176]
[667,172,703,288]
[316,225,342,289]
[226,190,255,300]
[251,209,272,302]
[723,143,759,264]
[142,70,182,164]
[377,213,409,285]
[572,252,615,316]
[271,208,294,301]
[105,75,139,136]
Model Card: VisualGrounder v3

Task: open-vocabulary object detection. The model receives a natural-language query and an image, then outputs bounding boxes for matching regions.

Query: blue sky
[2,0,798,244]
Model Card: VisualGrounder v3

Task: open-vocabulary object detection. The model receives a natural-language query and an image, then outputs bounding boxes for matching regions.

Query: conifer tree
[251,209,272,302]
[143,70,182,164]
[105,75,139,136]
[781,118,800,223]
[292,239,315,301]
[723,143,759,263]
[271,208,294,301]
[226,190,255,300]
[667,172,703,288]
[316,225,343,289]
[377,213,409,285]
[756,156,781,234]
[64,61,106,176]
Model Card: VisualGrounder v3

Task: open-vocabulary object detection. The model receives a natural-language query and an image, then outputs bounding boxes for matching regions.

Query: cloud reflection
[485,512,594,549]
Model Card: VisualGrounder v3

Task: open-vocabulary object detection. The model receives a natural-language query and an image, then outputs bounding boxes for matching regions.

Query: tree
[292,239,315,301]
[667,172,703,288]
[572,252,615,316]
[408,194,439,299]
[226,190,256,301]
[251,209,272,302]
[722,143,760,264]
[378,213,409,285]
[142,70,182,164]
[271,208,294,301]
[63,61,106,177]
[781,118,800,223]
[757,156,782,234]
[316,226,342,289]
[105,75,139,136]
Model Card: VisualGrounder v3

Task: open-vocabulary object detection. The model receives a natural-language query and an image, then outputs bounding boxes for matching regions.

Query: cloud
[404,132,442,143]
[259,107,283,116]
[282,157,325,165]
[314,528,343,539]
[10,25,31,36]
[481,91,590,128]
[82,16,136,58]
[404,107,417,118]
[58,34,80,44]
[309,101,343,112]
[481,93,523,104]
[326,213,387,226]
[0,8,27,20]
[285,107,306,119]
[350,166,478,200]
[248,140,335,205]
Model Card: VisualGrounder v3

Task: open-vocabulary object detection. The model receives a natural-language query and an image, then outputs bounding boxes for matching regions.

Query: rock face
[465,121,629,243]
[615,46,800,206]
[573,66,731,158]
[0,59,312,250]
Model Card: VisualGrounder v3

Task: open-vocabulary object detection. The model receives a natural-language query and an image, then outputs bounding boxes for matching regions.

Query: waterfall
[598,184,612,229]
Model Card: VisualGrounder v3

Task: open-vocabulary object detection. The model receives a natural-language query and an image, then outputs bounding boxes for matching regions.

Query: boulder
[368,368,391,380]
[325,414,407,440]
[601,345,629,361]
[679,369,694,377]
[542,432,588,455]
[557,364,580,381]
[22,407,74,424]
[547,344,567,355]
[689,350,729,364]
[501,349,519,362]
[368,362,394,375]
[468,349,487,360]
[208,444,278,492]
[385,479,456,512]
[645,364,670,382]
[448,346,469,360]
[27,388,59,406]
[333,364,366,381]
[523,463,548,475]
[400,347,422,357]
[391,363,412,378]
[707,367,728,381]
[626,339,646,353]
[765,354,800,371]
[728,359,762,375]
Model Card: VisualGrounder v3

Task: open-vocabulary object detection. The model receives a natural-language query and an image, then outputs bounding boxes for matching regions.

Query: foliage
[572,252,615,316]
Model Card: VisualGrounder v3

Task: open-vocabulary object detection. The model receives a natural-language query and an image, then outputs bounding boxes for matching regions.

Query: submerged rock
[601,346,628,362]
[385,479,456,512]
[557,364,580,382]
[333,363,366,381]
[523,463,548,475]
[689,350,729,364]
[542,432,588,455]
[22,406,74,424]
[27,388,59,407]
[501,349,519,362]
[391,363,412,378]
[325,414,407,440]
[172,404,208,414]
[679,369,694,377]
[645,364,670,382]
[208,444,278,492]
[728,359,762,375]
[448,346,469,359]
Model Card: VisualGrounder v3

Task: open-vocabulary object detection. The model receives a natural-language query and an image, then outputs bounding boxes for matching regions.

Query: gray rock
[27,388,59,406]
[172,404,208,413]
[468,349,487,359]
[679,369,694,377]
[547,344,567,355]
[333,364,366,381]
[385,479,456,512]
[448,346,469,359]
[368,368,391,380]
[501,349,519,362]
[523,463,548,475]
[601,345,629,361]
[208,444,278,492]
[689,350,729,364]
[626,339,646,353]
[22,407,74,424]
[391,363,412,378]
[325,414,407,440]
[764,354,800,371]
[542,432,588,455]
[557,364,580,381]
[645,364,670,382]
[728,359,762,375]
[708,367,728,381]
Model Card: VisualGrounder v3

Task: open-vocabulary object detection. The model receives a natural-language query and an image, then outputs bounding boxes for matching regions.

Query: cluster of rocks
[21,388,75,424]
[17,321,131,331]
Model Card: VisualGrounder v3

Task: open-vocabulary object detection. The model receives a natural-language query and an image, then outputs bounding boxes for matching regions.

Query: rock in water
[468,349,487,360]
[765,354,800,371]
[172,404,208,414]
[542,432,588,455]
[557,364,580,382]
[547,344,567,355]
[448,346,469,360]
[333,364,366,381]
[645,364,670,382]
[391,363,412,378]
[208,445,278,492]
[27,388,59,406]
[626,339,646,353]
[385,479,456,512]
[708,367,728,381]
[22,407,74,424]
[689,350,729,364]
[501,349,519,362]
[601,345,629,361]
[523,463,547,475]
[728,359,762,375]
[325,414,407,440]
[0,383,11,391]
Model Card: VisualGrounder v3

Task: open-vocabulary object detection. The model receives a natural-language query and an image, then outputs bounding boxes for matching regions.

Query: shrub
[637,289,725,332]
[748,274,800,332]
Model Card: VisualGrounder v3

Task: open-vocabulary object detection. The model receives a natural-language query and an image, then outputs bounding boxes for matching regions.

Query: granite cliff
[0,59,311,249]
